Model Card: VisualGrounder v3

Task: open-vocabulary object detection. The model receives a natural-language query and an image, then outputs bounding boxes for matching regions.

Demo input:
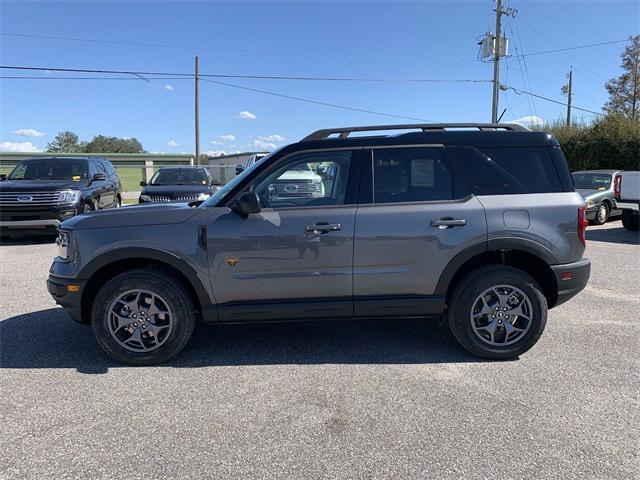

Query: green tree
[605,35,640,119]
[46,131,82,153]
[83,135,145,153]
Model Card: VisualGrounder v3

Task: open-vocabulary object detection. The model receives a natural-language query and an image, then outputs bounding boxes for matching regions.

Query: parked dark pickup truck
[0,156,121,235]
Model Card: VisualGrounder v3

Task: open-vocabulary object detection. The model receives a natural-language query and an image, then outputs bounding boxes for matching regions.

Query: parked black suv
[0,156,121,235]
[48,124,590,365]
[139,167,214,203]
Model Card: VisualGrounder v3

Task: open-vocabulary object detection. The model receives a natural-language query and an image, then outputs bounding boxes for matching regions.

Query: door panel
[207,207,356,321]
[353,146,487,317]
[206,148,360,322]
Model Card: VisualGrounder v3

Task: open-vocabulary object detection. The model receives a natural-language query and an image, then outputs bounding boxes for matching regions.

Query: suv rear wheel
[92,269,196,365]
[448,266,548,360]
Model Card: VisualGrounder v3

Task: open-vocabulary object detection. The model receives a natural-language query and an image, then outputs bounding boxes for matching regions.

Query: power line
[0,32,327,58]
[0,65,491,83]
[505,85,604,116]
[201,78,436,122]
[526,1,614,63]
[516,18,612,82]
[512,39,628,59]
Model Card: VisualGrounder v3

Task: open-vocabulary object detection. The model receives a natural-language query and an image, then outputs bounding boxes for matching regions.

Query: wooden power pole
[194,56,200,165]
[491,0,503,123]
[566,66,573,127]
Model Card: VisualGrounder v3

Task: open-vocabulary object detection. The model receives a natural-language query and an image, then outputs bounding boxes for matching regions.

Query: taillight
[578,207,588,246]
[613,175,621,199]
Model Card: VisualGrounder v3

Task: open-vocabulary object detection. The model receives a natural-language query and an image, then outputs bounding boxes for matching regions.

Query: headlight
[55,231,73,261]
[139,194,152,202]
[197,193,211,201]
[585,199,595,207]
[58,190,81,204]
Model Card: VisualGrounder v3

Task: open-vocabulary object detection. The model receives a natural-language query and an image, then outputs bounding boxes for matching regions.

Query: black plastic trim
[78,247,212,306]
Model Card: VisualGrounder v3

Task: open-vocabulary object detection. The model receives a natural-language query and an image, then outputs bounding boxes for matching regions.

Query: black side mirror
[140,180,147,187]
[0,174,6,181]
[232,191,261,216]
[92,173,106,181]
[235,164,244,175]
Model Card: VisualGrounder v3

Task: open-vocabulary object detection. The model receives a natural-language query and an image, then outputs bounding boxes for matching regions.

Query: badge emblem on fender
[225,257,239,267]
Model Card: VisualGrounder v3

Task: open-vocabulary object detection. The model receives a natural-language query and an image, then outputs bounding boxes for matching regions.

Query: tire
[92,269,196,365]
[83,201,94,213]
[448,265,548,360]
[621,210,640,231]
[114,196,121,208]
[590,202,609,225]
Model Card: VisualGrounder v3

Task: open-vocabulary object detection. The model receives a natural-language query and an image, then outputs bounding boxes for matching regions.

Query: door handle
[305,222,342,234]
[431,218,467,229]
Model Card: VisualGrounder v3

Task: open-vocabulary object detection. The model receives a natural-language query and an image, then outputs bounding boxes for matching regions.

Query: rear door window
[449,146,562,195]
[371,147,457,203]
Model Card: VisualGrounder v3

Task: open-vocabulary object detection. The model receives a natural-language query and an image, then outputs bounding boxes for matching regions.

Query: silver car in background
[571,170,622,225]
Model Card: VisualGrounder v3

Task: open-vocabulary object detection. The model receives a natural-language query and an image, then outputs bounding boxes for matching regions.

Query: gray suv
[48,123,591,365]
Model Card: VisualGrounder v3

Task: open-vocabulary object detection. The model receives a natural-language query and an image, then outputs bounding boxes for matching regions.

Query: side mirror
[232,191,261,216]
[92,173,106,181]
[0,174,6,181]
[140,180,147,187]
[235,164,244,175]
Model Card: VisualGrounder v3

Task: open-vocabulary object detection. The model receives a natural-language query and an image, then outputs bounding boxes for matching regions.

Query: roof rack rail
[301,123,528,141]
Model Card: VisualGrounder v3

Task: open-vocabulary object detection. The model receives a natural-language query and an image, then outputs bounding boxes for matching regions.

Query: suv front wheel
[448,266,548,360]
[92,269,196,365]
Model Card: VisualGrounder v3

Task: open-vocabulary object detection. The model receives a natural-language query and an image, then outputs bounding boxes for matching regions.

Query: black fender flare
[434,238,558,296]
[79,247,211,306]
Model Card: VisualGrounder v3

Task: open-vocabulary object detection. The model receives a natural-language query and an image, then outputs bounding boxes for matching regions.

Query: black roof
[289,126,558,153]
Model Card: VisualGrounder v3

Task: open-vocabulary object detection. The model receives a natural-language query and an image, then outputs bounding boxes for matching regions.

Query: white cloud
[0,141,41,152]
[237,111,256,120]
[12,128,45,138]
[205,150,227,157]
[509,115,544,127]
[164,84,174,91]
[257,134,285,143]
[167,140,179,147]
[210,140,224,145]
[253,139,276,150]
[218,134,236,142]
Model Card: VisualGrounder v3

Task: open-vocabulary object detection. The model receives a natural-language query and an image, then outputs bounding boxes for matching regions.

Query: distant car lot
[1,221,638,479]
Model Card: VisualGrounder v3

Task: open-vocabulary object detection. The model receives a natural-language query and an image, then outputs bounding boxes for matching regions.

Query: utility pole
[194,55,200,165]
[491,0,503,123]
[566,66,573,127]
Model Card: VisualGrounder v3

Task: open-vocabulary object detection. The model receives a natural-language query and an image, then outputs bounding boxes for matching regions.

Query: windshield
[8,158,88,180]
[150,168,209,186]
[200,151,276,207]
[572,173,612,190]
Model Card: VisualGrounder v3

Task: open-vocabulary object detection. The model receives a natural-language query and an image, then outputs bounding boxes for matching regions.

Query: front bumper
[47,274,86,323]
[0,205,80,229]
[551,258,591,307]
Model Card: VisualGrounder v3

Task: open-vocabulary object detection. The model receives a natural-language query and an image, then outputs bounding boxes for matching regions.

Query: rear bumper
[617,201,639,211]
[551,258,591,307]
[47,275,86,323]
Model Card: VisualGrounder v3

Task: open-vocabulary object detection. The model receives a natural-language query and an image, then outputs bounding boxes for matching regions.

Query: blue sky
[1,0,638,154]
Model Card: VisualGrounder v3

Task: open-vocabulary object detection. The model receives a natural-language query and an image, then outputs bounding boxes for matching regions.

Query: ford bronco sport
[47,123,590,365]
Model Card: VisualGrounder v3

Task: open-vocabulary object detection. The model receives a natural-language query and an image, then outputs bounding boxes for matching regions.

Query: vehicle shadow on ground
[586,225,639,245]
[0,308,483,373]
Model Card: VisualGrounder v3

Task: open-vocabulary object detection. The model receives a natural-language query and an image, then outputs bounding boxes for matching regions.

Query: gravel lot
[1,221,638,479]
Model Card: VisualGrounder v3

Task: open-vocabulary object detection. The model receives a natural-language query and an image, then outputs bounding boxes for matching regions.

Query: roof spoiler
[301,123,529,142]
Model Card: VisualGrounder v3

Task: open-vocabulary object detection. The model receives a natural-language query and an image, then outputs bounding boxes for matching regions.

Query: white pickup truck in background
[615,171,640,231]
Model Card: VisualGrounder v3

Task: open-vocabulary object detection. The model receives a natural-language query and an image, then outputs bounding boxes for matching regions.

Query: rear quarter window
[449,146,563,195]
